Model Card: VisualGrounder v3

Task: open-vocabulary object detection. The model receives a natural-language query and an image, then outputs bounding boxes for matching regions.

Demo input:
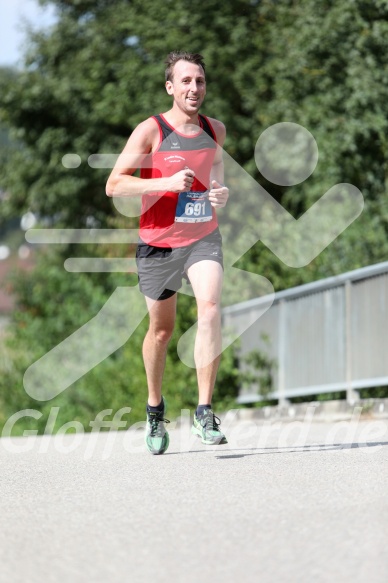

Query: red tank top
[139,113,218,247]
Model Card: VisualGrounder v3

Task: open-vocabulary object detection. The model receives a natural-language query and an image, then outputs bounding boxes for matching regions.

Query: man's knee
[197,302,221,329]
[148,322,175,345]
[156,328,174,345]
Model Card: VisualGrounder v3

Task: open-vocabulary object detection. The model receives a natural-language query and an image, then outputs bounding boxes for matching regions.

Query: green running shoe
[192,409,228,445]
[145,399,170,455]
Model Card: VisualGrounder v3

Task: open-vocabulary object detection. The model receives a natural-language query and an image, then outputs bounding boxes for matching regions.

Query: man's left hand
[208,180,229,208]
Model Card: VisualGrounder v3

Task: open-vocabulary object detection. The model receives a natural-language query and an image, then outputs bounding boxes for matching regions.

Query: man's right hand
[168,168,195,192]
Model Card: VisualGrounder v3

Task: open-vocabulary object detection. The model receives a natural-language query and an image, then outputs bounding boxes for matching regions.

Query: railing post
[345,279,359,403]
[278,299,289,406]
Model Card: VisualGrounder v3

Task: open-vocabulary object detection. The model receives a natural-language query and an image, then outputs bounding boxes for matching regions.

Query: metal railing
[222,262,388,404]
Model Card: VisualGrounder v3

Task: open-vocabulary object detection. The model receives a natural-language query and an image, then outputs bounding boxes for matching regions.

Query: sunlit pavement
[1,418,387,583]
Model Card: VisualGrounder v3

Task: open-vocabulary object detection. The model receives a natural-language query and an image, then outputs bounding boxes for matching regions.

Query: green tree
[1,0,388,433]
[0,0,267,434]
[240,0,388,288]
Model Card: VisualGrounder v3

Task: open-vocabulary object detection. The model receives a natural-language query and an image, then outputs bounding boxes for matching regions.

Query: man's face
[166,60,206,114]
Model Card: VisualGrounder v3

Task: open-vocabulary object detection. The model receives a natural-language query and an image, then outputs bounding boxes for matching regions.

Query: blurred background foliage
[1,0,388,434]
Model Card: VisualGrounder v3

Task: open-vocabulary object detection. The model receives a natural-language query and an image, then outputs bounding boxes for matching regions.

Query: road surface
[0,414,387,583]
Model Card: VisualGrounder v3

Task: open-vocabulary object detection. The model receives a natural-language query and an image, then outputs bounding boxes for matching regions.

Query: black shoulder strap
[199,114,217,142]
[153,114,172,140]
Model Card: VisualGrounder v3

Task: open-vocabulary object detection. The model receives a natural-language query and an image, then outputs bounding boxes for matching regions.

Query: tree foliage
[1,0,388,432]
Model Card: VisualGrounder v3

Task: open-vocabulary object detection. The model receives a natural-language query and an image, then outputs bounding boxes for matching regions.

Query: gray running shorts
[135,227,223,301]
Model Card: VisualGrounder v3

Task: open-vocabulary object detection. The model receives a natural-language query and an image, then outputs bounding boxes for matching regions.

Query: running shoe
[145,399,170,455]
[191,408,228,445]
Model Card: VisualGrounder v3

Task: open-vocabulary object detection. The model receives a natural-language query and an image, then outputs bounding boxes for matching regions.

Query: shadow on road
[166,441,388,458]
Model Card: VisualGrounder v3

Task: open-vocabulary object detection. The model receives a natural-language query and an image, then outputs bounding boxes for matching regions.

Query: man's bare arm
[106,118,194,197]
[208,119,229,208]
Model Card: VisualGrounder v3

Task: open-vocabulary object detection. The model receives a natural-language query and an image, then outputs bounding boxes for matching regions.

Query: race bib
[175,191,213,223]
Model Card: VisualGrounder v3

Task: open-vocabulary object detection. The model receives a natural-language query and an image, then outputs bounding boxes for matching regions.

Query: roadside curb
[219,398,388,423]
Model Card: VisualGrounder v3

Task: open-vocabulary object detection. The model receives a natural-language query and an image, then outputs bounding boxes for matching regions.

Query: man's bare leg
[186,260,223,405]
[187,260,227,445]
[143,294,177,407]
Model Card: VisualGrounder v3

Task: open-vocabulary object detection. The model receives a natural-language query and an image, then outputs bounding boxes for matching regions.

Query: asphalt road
[0,414,387,583]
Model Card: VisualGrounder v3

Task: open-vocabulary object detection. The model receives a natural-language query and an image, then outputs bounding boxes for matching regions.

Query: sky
[0,0,57,67]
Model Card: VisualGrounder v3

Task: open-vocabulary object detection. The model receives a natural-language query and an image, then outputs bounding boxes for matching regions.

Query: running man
[106,51,229,454]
